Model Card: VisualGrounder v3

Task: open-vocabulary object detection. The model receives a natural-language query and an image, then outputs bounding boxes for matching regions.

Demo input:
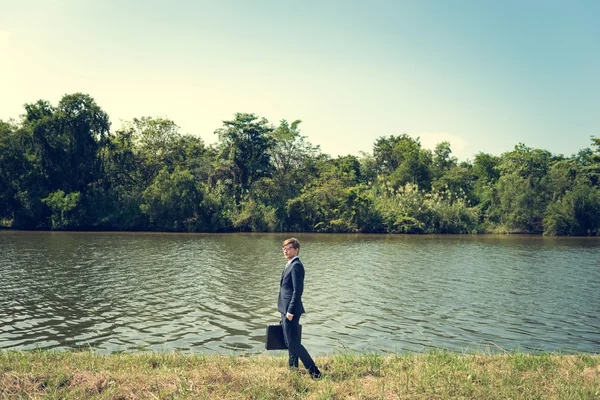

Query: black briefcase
[265,324,302,350]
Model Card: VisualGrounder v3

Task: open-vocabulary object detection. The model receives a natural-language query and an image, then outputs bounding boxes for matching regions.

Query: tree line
[1,93,599,235]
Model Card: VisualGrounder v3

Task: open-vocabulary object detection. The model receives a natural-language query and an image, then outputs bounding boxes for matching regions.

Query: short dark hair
[282,238,300,250]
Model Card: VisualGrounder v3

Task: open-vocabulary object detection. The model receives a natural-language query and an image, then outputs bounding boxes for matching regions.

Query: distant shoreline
[0,227,578,236]
[4,228,600,238]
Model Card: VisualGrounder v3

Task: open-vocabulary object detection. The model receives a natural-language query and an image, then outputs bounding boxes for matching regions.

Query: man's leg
[288,349,299,369]
[281,314,299,368]
[281,314,320,377]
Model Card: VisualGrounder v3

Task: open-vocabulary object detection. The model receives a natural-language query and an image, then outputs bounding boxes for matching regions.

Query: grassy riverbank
[1,350,599,399]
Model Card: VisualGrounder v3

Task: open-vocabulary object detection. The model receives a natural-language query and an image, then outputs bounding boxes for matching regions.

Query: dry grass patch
[0,350,599,399]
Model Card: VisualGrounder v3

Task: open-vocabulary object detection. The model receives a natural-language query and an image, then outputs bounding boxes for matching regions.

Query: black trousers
[281,313,315,370]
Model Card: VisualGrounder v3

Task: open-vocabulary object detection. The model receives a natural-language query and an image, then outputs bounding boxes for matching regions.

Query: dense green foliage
[1,93,599,235]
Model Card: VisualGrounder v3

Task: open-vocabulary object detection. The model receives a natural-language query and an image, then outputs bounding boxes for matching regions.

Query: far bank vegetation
[1,93,599,235]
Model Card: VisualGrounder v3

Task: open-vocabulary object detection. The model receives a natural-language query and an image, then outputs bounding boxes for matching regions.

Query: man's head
[282,238,300,260]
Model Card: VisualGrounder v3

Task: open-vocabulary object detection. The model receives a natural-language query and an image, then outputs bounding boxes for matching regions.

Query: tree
[25,93,110,194]
[431,142,473,201]
[97,127,146,229]
[170,134,210,180]
[373,134,432,189]
[432,141,458,179]
[0,120,21,223]
[472,152,500,183]
[544,182,600,236]
[5,93,111,228]
[358,151,378,185]
[581,137,600,185]
[485,145,552,232]
[124,116,181,185]
[42,190,81,229]
[286,162,365,232]
[433,164,475,202]
[141,167,206,231]
[215,113,274,202]
[496,143,551,182]
[268,120,319,184]
[543,139,600,236]
[261,119,321,229]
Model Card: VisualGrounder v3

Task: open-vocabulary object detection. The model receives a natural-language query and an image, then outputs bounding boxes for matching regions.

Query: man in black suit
[278,238,322,378]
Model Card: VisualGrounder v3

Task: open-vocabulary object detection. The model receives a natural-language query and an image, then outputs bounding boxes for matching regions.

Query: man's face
[282,244,298,260]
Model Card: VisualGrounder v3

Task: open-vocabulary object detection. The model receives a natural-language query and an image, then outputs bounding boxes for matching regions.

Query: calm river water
[1,231,599,355]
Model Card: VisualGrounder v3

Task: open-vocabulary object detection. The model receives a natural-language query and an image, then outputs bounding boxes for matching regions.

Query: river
[1,231,599,354]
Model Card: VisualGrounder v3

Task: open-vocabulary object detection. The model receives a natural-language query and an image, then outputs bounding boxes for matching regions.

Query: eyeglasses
[282,246,295,252]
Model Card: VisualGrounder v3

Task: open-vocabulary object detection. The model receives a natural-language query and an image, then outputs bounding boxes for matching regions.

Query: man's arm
[287,262,305,318]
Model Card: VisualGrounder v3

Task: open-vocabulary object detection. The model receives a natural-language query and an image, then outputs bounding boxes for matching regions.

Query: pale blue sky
[1,0,599,160]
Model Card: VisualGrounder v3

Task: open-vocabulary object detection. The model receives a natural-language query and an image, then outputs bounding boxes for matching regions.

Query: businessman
[278,238,322,378]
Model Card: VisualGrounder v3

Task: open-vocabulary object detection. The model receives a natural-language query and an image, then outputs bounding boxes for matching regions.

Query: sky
[1,0,599,161]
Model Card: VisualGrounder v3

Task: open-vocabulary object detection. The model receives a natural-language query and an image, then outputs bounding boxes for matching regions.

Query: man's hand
[286,313,294,321]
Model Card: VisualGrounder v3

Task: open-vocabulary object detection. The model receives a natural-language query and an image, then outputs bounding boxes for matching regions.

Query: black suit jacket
[277,257,306,316]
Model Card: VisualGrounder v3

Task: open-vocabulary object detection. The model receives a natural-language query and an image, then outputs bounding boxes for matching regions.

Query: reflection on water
[1,232,599,354]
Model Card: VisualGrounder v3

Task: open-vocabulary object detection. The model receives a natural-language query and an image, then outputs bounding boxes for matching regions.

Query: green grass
[0,349,598,399]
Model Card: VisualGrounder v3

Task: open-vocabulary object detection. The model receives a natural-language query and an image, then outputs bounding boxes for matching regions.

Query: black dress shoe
[308,366,322,379]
